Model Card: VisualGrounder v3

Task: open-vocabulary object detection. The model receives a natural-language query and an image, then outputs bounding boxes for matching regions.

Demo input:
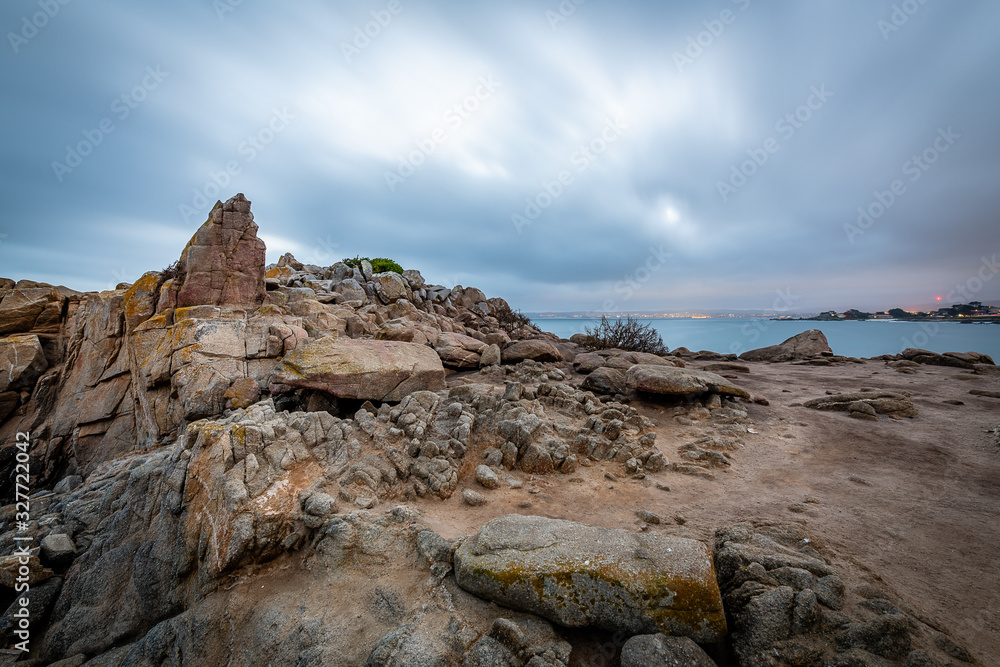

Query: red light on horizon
[936,296,942,301]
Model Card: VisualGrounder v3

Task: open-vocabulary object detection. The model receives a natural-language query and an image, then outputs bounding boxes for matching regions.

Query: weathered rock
[224,377,261,409]
[581,367,627,395]
[627,366,750,399]
[475,464,501,489]
[502,340,563,364]
[0,554,53,588]
[159,194,267,311]
[40,533,77,568]
[0,287,62,334]
[463,489,488,506]
[269,336,446,401]
[334,278,367,303]
[480,344,502,367]
[804,390,917,418]
[739,330,832,362]
[454,515,727,642]
[435,332,487,369]
[620,633,718,667]
[372,272,408,304]
[0,333,48,392]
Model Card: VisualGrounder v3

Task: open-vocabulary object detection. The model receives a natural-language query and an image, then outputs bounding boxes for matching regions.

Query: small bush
[583,316,667,355]
[494,302,535,334]
[342,256,403,274]
[160,260,180,282]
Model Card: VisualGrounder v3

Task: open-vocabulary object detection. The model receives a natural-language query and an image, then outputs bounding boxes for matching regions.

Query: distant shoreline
[772,316,1000,324]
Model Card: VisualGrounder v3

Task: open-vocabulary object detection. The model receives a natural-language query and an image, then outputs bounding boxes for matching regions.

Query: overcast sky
[2,1,999,314]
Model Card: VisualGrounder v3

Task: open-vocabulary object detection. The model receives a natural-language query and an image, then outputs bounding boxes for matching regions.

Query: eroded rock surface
[454,514,727,642]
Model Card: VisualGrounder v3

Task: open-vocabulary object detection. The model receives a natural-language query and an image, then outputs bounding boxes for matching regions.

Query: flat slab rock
[269,335,445,401]
[454,514,727,642]
[627,365,750,399]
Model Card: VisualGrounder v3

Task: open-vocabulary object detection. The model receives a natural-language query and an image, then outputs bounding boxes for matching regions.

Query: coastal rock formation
[627,365,751,399]
[157,193,267,311]
[0,192,990,665]
[454,514,727,642]
[739,329,832,362]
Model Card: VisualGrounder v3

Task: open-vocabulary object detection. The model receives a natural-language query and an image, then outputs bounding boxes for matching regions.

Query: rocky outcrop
[803,389,918,419]
[454,514,727,642]
[739,330,832,362]
[627,365,751,399]
[714,522,975,666]
[157,193,267,312]
[269,336,446,401]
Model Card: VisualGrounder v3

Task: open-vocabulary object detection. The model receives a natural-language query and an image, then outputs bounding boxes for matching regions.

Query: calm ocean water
[535,318,1000,360]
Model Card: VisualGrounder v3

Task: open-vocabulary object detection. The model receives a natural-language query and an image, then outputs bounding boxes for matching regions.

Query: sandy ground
[408,359,1000,663]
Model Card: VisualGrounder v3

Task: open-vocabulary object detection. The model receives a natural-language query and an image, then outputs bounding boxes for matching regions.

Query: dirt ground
[410,360,1000,663]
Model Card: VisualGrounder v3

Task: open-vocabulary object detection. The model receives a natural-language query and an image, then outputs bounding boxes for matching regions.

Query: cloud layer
[2,0,999,313]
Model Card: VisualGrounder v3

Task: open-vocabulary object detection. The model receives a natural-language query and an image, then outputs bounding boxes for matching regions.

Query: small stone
[475,465,501,490]
[463,489,487,507]
[636,510,661,525]
[40,533,77,568]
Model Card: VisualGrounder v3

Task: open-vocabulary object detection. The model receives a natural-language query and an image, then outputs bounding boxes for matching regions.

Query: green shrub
[583,316,667,355]
[342,256,403,274]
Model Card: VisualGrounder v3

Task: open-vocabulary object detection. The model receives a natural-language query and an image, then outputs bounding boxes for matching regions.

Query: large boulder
[580,367,627,395]
[372,272,408,304]
[269,336,446,401]
[739,329,831,362]
[0,287,62,334]
[0,334,48,392]
[158,194,267,312]
[454,515,727,642]
[434,332,487,369]
[501,340,563,364]
[626,366,750,399]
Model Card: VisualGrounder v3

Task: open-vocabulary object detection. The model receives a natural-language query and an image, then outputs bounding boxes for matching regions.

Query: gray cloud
[2,0,998,313]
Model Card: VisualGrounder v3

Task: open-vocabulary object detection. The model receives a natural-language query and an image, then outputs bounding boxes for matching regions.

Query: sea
[534,318,1000,360]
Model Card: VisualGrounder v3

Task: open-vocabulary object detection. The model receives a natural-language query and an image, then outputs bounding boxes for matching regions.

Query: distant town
[529,301,1000,322]
[782,301,1000,323]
